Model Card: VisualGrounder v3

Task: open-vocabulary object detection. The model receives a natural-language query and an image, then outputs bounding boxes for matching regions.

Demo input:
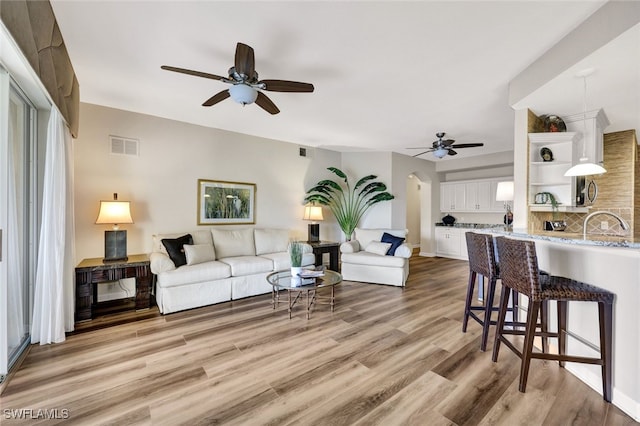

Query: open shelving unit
[528,132,587,213]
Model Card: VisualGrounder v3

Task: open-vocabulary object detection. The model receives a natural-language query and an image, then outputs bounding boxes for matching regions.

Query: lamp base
[307,223,320,243]
[104,230,128,262]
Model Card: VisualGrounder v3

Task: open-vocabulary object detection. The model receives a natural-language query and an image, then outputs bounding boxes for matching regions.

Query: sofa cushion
[211,228,255,258]
[184,244,216,266]
[341,251,407,268]
[365,241,392,256]
[254,228,290,255]
[153,230,212,254]
[381,232,406,255]
[261,252,316,271]
[353,228,407,253]
[157,260,232,288]
[162,234,193,267]
[220,256,273,276]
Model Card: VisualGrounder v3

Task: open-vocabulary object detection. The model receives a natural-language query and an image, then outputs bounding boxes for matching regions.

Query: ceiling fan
[161,42,314,115]
[408,132,484,159]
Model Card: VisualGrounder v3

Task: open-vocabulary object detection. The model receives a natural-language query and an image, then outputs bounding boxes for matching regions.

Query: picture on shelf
[197,179,256,225]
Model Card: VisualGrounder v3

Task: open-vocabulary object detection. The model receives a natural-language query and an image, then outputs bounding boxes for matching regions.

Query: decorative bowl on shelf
[540,147,554,162]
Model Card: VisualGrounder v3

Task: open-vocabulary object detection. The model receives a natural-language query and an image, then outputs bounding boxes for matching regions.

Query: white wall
[405,176,420,247]
[340,151,393,230]
[74,103,341,261]
[391,152,439,255]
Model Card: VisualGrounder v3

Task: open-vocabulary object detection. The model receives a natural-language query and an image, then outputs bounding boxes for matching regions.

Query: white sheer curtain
[7,95,25,352]
[31,107,76,344]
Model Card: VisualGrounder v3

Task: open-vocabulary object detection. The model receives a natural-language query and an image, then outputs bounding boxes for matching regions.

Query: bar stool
[492,236,614,402]
[462,232,519,352]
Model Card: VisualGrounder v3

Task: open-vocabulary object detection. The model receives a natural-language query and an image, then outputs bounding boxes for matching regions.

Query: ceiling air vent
[110,135,139,157]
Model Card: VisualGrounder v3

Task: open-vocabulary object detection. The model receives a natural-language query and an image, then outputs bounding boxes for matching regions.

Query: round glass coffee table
[266,270,342,319]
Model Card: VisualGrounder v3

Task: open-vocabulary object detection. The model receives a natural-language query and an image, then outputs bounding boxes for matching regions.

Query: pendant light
[564,68,606,177]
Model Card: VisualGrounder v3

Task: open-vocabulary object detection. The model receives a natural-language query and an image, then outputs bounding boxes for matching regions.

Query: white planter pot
[291,266,303,277]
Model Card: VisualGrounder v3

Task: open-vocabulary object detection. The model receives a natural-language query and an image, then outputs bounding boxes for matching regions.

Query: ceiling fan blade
[448,149,458,156]
[451,143,484,148]
[202,90,230,107]
[260,79,315,93]
[442,139,455,146]
[235,42,256,79]
[161,65,226,81]
[255,92,280,114]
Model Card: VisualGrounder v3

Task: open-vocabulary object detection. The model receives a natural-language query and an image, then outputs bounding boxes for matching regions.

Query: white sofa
[150,228,315,314]
[340,228,412,287]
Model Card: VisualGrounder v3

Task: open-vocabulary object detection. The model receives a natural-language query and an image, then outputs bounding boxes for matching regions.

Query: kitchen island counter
[485,229,640,420]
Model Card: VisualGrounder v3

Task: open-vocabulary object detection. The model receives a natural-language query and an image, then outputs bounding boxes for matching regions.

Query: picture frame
[197,179,256,225]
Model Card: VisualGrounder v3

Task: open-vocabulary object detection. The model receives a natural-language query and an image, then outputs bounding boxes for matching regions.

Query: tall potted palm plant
[304,167,394,240]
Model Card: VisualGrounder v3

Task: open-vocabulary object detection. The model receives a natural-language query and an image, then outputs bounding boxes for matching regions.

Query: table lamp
[495,181,514,228]
[95,193,133,261]
[303,203,323,243]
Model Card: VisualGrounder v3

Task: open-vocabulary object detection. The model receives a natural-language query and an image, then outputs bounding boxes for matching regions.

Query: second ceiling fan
[161,42,314,115]
[408,132,484,158]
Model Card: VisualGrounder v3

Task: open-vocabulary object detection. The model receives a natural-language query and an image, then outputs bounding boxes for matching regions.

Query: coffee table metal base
[272,286,335,320]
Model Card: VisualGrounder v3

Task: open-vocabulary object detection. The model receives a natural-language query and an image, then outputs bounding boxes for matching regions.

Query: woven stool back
[495,237,543,301]
[465,232,497,279]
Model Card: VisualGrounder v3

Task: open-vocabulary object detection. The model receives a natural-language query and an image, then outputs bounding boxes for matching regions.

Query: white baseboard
[419,251,436,257]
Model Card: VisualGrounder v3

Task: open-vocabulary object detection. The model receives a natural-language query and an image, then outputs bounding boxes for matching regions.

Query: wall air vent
[299,146,314,158]
[110,135,139,156]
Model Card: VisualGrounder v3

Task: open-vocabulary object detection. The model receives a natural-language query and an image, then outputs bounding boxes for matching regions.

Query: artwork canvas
[198,179,256,225]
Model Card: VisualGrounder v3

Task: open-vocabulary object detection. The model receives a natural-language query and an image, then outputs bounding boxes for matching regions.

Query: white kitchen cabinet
[440,177,510,213]
[465,181,492,211]
[435,227,468,260]
[440,183,466,212]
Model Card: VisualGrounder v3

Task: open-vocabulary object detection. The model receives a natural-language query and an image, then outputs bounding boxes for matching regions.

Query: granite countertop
[488,228,640,249]
[435,222,504,229]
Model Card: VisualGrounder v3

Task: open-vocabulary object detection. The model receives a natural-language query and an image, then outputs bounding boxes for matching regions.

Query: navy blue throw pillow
[162,234,194,267]
[381,232,405,256]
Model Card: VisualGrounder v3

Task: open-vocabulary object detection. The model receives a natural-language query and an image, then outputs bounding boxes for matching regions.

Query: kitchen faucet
[583,210,630,238]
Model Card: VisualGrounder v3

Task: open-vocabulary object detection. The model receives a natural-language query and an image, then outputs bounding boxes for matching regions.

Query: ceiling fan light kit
[229,84,258,105]
[161,42,314,114]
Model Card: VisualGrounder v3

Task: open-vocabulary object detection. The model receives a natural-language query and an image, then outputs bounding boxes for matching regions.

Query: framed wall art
[197,179,256,225]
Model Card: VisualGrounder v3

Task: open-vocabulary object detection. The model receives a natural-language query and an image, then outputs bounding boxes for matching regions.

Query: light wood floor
[1,256,637,425]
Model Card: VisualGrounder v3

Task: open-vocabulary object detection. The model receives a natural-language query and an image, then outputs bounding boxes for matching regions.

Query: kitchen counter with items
[489,228,640,249]
[435,222,504,229]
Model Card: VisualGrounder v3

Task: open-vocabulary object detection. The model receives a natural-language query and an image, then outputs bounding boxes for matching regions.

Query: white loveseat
[150,228,315,314]
[340,228,412,287]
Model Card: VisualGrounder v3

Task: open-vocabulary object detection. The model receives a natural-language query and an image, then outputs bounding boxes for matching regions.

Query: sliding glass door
[0,70,37,380]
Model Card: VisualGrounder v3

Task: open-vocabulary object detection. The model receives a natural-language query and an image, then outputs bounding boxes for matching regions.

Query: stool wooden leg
[481,277,497,352]
[540,300,548,354]
[492,286,511,362]
[511,289,519,323]
[462,271,477,333]
[599,301,613,402]
[519,300,541,393]
[558,300,567,368]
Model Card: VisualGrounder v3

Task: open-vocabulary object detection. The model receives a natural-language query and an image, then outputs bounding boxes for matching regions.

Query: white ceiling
[50,0,632,162]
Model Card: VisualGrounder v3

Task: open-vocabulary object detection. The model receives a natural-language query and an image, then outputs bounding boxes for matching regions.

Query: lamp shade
[495,181,514,201]
[229,84,258,105]
[564,160,606,177]
[303,205,324,221]
[95,201,133,226]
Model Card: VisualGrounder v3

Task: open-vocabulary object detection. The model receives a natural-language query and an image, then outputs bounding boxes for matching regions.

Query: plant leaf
[328,167,348,182]
[354,175,377,190]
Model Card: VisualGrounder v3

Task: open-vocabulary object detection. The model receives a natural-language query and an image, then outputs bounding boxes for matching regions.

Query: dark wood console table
[75,254,151,322]
[308,241,341,272]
